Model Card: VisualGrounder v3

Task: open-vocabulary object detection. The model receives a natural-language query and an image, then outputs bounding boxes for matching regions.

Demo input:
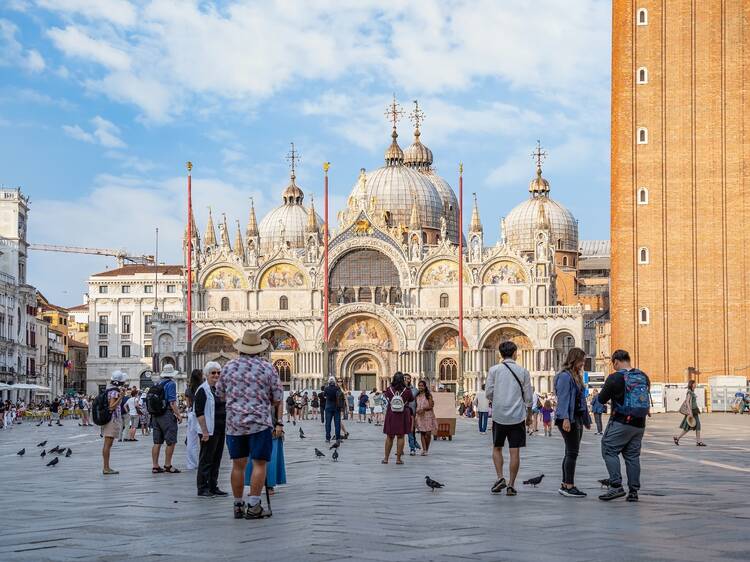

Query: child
[541,399,554,436]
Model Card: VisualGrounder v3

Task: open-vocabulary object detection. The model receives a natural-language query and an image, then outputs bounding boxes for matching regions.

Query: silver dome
[258,178,322,254]
[419,169,460,243]
[504,195,578,253]
[356,164,445,232]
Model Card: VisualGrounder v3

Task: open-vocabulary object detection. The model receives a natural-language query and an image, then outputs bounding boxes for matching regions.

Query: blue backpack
[615,369,650,419]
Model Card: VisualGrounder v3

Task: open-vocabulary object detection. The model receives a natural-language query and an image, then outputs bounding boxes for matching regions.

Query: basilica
[154,100,583,395]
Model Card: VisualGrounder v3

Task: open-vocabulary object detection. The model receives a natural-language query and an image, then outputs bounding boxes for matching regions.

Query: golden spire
[409,201,420,230]
[246,197,258,237]
[470,192,483,234]
[384,94,404,165]
[286,142,299,182]
[306,194,319,233]
[234,220,244,258]
[220,212,231,249]
[204,206,217,246]
[404,99,432,168]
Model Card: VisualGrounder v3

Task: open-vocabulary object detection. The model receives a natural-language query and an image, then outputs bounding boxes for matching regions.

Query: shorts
[51,412,60,421]
[492,421,527,449]
[348,406,354,413]
[358,406,367,415]
[129,415,139,427]
[226,429,273,461]
[102,418,122,439]
[152,412,178,445]
[373,406,383,414]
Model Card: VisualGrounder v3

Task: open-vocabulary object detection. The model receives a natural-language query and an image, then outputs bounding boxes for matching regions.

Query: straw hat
[234,329,269,355]
[160,364,177,378]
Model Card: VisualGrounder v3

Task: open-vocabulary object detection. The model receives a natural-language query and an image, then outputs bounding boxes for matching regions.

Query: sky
[0,0,612,307]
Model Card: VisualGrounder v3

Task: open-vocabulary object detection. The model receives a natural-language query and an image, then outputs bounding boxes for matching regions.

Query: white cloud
[0,19,46,73]
[35,0,138,27]
[62,115,126,147]
[47,26,131,70]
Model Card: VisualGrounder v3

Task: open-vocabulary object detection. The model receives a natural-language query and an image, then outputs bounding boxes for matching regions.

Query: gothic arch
[320,303,407,349]
[339,349,388,382]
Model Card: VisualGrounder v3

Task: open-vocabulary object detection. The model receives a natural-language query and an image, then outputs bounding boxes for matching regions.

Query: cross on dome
[531,140,548,170]
[385,94,404,130]
[286,142,300,179]
[409,99,425,132]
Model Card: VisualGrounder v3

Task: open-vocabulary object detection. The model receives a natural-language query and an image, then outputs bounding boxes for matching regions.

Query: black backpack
[146,383,168,416]
[91,389,113,426]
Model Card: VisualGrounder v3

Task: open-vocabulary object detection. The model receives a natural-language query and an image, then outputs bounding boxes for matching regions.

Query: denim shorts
[226,428,273,461]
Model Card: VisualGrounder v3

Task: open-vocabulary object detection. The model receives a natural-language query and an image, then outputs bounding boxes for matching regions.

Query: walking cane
[264,477,272,518]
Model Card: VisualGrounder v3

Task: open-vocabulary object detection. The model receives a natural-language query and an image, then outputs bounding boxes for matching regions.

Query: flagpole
[186,162,193,377]
[458,163,465,396]
[323,162,330,381]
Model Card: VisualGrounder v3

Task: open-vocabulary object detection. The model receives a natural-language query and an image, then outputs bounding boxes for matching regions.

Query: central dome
[258,175,322,254]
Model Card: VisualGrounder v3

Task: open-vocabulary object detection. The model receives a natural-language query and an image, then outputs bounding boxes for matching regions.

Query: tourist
[150,364,182,474]
[346,391,355,421]
[310,391,319,419]
[139,391,150,436]
[474,384,490,434]
[531,389,542,433]
[215,330,283,519]
[195,361,227,497]
[373,390,384,425]
[302,391,309,420]
[357,390,369,422]
[486,341,532,496]
[185,368,203,470]
[414,379,437,455]
[318,386,326,424]
[404,374,420,455]
[323,377,343,443]
[49,397,62,426]
[294,392,303,422]
[79,395,91,426]
[124,389,141,442]
[285,393,295,423]
[596,349,651,502]
[541,399,554,436]
[382,372,414,465]
[337,381,350,437]
[590,389,606,434]
[673,380,705,447]
[101,371,127,475]
[246,394,286,496]
[554,347,591,498]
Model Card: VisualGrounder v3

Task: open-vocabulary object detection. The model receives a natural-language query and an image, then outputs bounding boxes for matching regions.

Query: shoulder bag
[504,363,533,426]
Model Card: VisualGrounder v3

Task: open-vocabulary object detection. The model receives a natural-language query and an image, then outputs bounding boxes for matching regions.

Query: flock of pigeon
[16,440,72,467]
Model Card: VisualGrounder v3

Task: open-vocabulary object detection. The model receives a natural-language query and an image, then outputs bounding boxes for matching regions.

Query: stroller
[731,392,749,414]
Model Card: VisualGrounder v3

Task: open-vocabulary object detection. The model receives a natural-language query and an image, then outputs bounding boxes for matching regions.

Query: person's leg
[408,430,416,453]
[508,447,520,487]
[492,447,505,479]
[197,438,210,492]
[424,432,432,453]
[324,408,332,441]
[383,435,394,462]
[249,459,267,497]
[164,443,175,468]
[209,430,225,492]
[622,426,644,491]
[557,423,580,487]
[695,429,701,443]
[333,409,341,441]
[231,457,249,499]
[600,421,626,488]
[151,444,162,468]
[594,413,602,433]
[674,428,689,442]
[102,436,113,471]
[396,435,405,460]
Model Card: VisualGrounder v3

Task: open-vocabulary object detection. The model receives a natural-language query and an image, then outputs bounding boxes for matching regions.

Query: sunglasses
[209,370,220,375]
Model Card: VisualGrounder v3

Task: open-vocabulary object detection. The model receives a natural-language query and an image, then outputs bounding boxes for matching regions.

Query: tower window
[638,247,649,264]
[639,307,650,325]
[220,297,230,311]
[279,296,288,310]
[637,127,648,144]
[439,293,449,308]
[638,187,649,205]
[562,256,568,267]
[637,8,648,25]
[637,67,648,84]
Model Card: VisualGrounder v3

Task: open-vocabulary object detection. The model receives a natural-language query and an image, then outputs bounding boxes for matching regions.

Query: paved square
[1,413,749,561]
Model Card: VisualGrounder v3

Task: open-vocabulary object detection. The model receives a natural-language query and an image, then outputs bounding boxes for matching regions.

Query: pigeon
[46,457,59,467]
[49,445,60,454]
[37,440,47,447]
[329,441,340,450]
[40,449,46,458]
[299,428,305,439]
[17,448,25,456]
[332,450,339,462]
[314,448,325,458]
[425,476,445,492]
[56,448,66,455]
[598,478,611,488]
[523,474,545,487]
[65,449,72,458]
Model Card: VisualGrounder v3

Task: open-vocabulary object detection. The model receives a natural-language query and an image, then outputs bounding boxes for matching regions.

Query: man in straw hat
[215,329,283,519]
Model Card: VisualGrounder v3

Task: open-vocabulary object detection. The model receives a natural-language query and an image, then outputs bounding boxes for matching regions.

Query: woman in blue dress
[245,409,286,493]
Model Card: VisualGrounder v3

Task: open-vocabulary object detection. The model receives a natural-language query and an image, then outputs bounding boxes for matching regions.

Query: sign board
[649,384,665,413]
[432,391,457,419]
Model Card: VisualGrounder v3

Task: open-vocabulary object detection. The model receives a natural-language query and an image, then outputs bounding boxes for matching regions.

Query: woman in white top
[125,389,140,441]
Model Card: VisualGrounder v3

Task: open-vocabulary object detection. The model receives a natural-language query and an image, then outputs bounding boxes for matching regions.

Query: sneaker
[197,490,214,498]
[506,486,517,496]
[598,487,626,501]
[626,490,639,502]
[210,488,229,497]
[245,502,266,519]
[233,502,246,519]
[491,478,507,494]
[558,486,587,498]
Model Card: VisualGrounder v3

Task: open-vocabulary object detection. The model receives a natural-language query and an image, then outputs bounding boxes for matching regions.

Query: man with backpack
[148,364,182,474]
[596,349,651,502]
[485,341,533,497]
[323,376,344,443]
[94,370,128,475]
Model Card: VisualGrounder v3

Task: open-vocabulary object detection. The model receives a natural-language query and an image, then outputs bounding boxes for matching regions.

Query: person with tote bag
[673,380,706,447]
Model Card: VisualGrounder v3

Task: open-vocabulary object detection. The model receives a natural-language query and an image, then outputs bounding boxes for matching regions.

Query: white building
[0,187,38,402]
[86,265,185,394]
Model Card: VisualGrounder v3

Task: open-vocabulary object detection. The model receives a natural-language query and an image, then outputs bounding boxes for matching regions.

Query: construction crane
[28,244,155,266]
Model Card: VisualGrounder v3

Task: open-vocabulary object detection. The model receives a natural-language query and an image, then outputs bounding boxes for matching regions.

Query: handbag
[678,393,691,417]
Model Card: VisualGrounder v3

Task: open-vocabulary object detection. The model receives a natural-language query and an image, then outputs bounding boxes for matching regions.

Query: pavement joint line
[643,448,750,473]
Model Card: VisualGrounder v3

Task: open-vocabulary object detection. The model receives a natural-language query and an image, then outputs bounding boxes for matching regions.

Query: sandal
[381,459,389,464]
[396,457,404,465]
[164,465,181,473]
[696,442,707,447]
[152,466,165,474]
[672,437,679,446]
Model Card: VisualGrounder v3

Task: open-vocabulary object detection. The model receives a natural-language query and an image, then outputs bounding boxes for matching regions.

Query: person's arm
[555,374,572,421]
[523,372,533,409]
[108,389,123,411]
[167,382,182,422]
[485,369,495,403]
[597,373,621,405]
[194,388,209,440]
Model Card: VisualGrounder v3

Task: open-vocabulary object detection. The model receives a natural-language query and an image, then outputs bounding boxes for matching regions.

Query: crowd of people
[9,327,717,519]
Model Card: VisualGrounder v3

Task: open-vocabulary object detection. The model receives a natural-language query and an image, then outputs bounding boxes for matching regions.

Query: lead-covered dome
[258,175,322,254]
[503,166,578,253]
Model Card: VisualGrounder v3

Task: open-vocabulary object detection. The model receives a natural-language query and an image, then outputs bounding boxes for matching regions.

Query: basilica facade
[154,102,583,394]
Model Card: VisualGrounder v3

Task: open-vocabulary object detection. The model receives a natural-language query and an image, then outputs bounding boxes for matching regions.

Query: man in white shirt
[474,385,491,434]
[485,341,533,496]
[125,390,140,442]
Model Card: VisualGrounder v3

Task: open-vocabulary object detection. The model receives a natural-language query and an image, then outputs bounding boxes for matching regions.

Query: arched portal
[329,249,401,305]
[262,329,299,351]
[194,332,236,366]
[481,326,534,371]
[552,331,576,372]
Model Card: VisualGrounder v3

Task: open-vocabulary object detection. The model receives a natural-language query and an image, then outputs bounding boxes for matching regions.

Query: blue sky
[0,0,611,306]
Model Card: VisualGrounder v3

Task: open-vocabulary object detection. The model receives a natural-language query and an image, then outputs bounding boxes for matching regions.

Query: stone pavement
[1,413,749,561]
